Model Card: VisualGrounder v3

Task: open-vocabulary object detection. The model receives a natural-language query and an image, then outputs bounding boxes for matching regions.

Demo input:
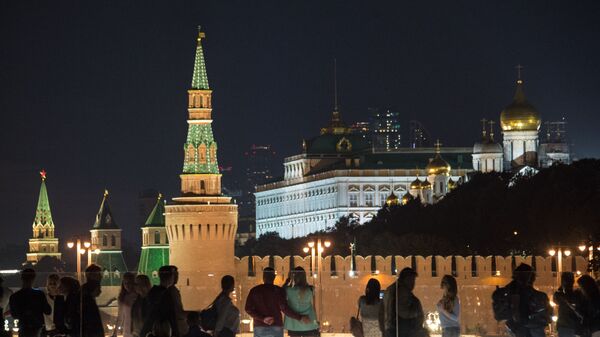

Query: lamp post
[303,238,331,324]
[549,247,571,286]
[67,238,91,282]
[578,240,600,276]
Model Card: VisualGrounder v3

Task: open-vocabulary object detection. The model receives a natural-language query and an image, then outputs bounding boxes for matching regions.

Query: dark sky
[1,1,599,255]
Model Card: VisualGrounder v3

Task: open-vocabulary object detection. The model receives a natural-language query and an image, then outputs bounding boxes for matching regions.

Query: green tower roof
[93,190,119,230]
[191,28,210,90]
[143,194,165,227]
[33,170,54,226]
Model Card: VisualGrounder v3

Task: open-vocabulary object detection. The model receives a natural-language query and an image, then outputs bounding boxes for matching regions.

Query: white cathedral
[255,75,571,239]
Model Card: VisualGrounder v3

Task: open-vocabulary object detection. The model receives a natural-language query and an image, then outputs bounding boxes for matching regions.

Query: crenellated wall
[176,255,585,333]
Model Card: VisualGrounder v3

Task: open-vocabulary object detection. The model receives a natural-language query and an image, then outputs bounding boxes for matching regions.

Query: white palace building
[255,74,571,238]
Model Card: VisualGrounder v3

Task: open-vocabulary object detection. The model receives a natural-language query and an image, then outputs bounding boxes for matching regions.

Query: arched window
[102,235,108,246]
[111,235,116,247]
[154,231,161,244]
[200,180,206,193]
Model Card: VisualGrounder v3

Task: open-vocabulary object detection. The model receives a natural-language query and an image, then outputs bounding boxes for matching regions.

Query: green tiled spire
[34,170,53,226]
[93,190,119,229]
[144,194,165,227]
[191,27,209,90]
[138,248,169,285]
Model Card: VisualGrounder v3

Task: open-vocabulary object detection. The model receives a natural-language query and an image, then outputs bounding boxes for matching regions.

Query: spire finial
[480,118,487,139]
[197,25,205,40]
[489,120,496,141]
[515,64,524,84]
[40,169,47,181]
[103,189,109,198]
[158,192,163,200]
[333,58,338,112]
[434,139,442,153]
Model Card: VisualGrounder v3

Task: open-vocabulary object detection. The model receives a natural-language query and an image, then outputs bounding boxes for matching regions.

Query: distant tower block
[26,170,61,264]
[165,28,238,310]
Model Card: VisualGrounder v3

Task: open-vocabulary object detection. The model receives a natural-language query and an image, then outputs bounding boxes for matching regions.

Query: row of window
[143,230,168,245]
[349,192,394,207]
[257,186,337,206]
[257,197,336,219]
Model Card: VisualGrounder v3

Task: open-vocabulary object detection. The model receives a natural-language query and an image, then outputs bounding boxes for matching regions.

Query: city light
[67,242,74,249]
[548,249,556,256]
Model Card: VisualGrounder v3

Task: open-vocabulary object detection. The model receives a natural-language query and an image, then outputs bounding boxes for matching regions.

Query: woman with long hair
[284,267,319,337]
[437,275,460,337]
[358,278,384,337]
[577,275,600,337]
[114,272,138,337]
[131,275,152,337]
[59,276,81,337]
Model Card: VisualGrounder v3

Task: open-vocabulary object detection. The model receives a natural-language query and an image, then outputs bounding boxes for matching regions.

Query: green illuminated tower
[137,193,169,284]
[90,190,128,286]
[26,170,61,264]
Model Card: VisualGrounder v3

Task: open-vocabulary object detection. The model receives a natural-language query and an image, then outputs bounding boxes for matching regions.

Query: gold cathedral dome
[401,193,412,205]
[426,140,451,176]
[410,178,423,190]
[385,191,400,207]
[500,79,541,132]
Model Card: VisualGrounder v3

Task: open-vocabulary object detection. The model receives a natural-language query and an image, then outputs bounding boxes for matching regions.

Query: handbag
[350,306,364,337]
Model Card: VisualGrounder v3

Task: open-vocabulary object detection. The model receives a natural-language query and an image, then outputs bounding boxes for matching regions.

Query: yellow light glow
[94,249,100,254]
[564,250,571,257]
[79,249,86,255]
[549,249,556,257]
[67,242,74,249]
[324,241,331,248]
[579,245,587,252]
[308,241,315,248]
[83,242,91,248]
[303,247,310,253]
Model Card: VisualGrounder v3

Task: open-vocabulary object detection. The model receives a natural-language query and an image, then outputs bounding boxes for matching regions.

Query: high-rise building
[137,194,169,285]
[539,119,571,167]
[90,190,128,286]
[408,120,431,148]
[349,121,371,142]
[239,145,276,216]
[370,108,401,150]
[26,170,61,264]
[165,28,238,310]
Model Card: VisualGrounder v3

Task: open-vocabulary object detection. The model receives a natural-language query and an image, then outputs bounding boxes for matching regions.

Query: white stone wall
[472,153,503,172]
[502,130,539,169]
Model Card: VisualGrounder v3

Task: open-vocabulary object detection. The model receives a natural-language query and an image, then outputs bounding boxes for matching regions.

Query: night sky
[1,1,599,256]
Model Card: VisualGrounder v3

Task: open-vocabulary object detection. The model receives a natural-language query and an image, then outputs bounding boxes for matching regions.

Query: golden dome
[421,179,432,189]
[500,80,541,131]
[401,193,412,205]
[385,191,400,207]
[410,178,422,190]
[448,178,457,190]
[426,153,451,176]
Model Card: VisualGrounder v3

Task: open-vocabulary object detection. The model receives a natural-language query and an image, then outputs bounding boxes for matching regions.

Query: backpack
[492,285,513,321]
[200,297,219,331]
[525,289,551,327]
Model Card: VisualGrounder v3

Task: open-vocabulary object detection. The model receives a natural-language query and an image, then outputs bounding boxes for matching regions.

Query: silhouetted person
[141,266,188,337]
[0,276,13,318]
[131,274,152,337]
[9,269,51,337]
[358,278,384,337]
[214,275,240,337]
[577,275,600,337]
[113,272,137,337]
[58,276,80,337]
[80,279,104,337]
[84,264,102,284]
[437,275,460,337]
[245,267,307,337]
[553,272,584,337]
[384,267,423,337]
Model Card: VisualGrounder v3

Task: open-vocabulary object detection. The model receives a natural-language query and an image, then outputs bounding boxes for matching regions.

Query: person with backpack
[214,275,240,337]
[141,266,188,337]
[576,275,600,337]
[9,269,51,337]
[437,275,460,337]
[245,267,308,337]
[383,267,424,337]
[498,263,551,337]
[553,272,584,337]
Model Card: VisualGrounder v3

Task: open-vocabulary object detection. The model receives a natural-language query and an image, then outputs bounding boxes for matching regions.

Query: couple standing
[245,267,316,337]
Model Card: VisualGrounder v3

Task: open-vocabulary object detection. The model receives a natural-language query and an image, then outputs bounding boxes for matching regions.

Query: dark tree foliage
[238,160,600,257]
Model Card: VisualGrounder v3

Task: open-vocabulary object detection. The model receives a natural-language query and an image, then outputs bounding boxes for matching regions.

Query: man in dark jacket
[245,267,308,337]
[554,272,584,337]
[141,265,188,337]
[9,269,51,337]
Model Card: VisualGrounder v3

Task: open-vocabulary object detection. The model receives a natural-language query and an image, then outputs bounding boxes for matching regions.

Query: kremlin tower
[138,193,169,285]
[26,170,61,264]
[90,190,128,286]
[165,28,238,310]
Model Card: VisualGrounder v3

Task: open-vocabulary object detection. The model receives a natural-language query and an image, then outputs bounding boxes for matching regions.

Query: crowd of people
[2,263,600,337]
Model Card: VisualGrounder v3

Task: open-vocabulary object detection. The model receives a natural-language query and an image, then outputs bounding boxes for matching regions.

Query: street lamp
[67,238,91,282]
[302,238,332,323]
[548,247,572,286]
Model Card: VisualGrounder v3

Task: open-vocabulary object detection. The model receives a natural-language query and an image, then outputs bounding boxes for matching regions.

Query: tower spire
[27,170,61,264]
[33,170,53,227]
[191,27,210,90]
[515,64,524,84]
[480,118,487,139]
[488,120,496,141]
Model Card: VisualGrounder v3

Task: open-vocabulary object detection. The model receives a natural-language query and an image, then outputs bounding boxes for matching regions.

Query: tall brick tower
[165,28,238,310]
[26,170,61,264]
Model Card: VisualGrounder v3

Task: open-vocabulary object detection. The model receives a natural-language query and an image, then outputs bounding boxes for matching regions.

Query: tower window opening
[154,230,161,244]
[103,235,108,246]
[111,235,116,247]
